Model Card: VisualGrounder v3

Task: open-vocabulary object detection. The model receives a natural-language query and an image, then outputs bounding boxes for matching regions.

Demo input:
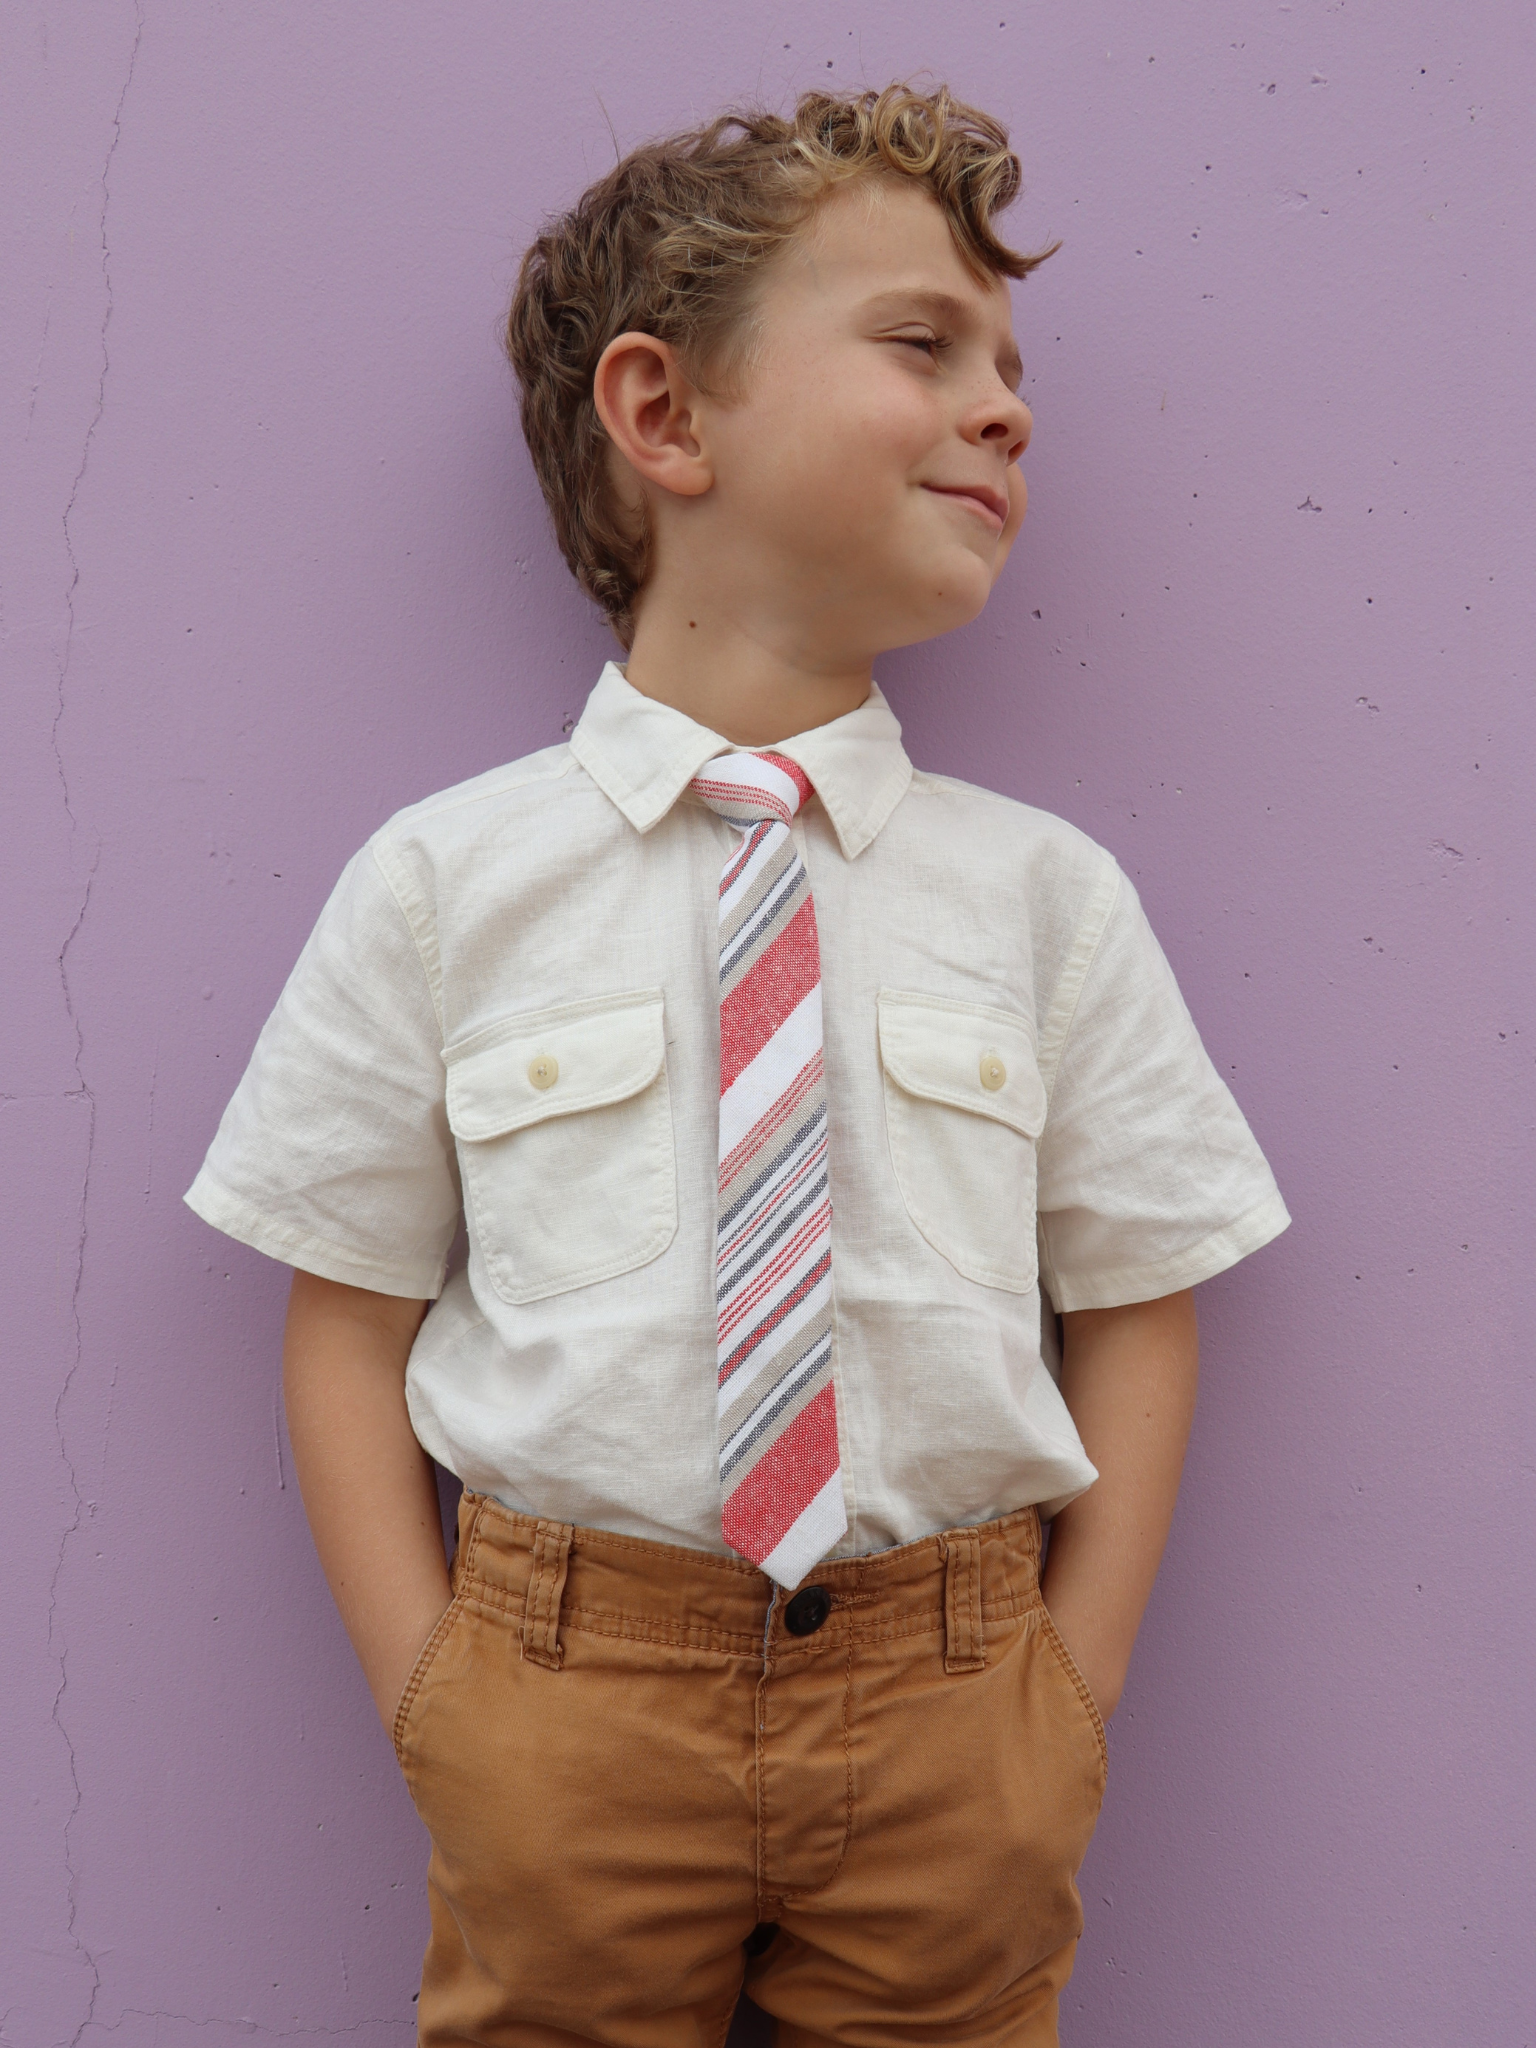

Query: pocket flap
[443,990,666,1142]
[877,990,1046,1139]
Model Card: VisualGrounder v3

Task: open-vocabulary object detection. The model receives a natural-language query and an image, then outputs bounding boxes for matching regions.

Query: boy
[187,84,1287,2045]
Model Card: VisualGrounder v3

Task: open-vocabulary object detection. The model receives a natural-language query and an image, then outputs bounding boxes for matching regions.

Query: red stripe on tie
[719,1051,823,1191]
[718,1212,831,1349]
[695,778,791,828]
[717,1133,828,1261]
[718,895,821,1092]
[756,753,814,808]
[721,1382,840,1561]
[717,1245,832,1385]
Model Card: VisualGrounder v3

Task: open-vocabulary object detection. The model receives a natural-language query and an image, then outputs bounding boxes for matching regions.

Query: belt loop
[521,1519,574,1670]
[941,1528,986,1674]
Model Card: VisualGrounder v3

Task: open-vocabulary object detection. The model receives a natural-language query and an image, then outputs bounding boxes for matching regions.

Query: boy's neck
[622,603,873,749]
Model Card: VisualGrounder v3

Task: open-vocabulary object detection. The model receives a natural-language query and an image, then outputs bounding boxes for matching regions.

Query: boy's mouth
[921,482,1008,530]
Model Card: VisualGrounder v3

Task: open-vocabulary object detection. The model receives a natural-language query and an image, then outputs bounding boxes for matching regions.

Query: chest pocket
[877,990,1046,1294]
[443,990,677,1306]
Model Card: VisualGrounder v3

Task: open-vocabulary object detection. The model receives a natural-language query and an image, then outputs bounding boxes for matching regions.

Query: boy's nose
[974,395,1032,464]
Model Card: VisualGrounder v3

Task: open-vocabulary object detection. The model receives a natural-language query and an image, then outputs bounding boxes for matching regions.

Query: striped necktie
[689,751,846,1588]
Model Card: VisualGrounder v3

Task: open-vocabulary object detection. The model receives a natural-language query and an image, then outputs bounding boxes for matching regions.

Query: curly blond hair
[505,82,1055,648]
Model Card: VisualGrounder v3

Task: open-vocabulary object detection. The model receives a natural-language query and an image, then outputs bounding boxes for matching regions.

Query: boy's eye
[892,333,948,359]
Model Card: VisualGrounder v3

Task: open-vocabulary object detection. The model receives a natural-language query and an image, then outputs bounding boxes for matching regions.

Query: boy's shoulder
[370,740,579,850]
[902,764,1123,898]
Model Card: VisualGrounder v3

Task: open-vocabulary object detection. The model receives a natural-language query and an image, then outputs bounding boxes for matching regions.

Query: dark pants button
[783,1585,832,1635]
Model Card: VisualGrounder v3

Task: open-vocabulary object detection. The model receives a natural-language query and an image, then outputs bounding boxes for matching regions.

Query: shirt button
[979,1051,1007,1092]
[527,1054,559,1091]
[783,1585,832,1636]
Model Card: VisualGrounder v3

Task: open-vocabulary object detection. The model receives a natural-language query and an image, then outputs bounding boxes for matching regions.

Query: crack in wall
[47,869,102,2048]
[26,278,60,443]
[142,1034,159,1203]
[45,10,145,2048]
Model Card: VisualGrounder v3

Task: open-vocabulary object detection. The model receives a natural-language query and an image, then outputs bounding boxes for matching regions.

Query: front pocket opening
[393,1591,466,1767]
[1037,1603,1109,1781]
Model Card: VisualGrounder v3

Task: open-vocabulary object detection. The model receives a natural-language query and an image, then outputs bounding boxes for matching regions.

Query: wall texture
[4,4,1530,2043]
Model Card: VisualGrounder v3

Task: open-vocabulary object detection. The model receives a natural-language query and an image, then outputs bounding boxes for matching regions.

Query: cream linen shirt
[186,663,1289,1554]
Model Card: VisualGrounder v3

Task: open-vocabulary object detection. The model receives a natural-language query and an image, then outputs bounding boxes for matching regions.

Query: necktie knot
[690,751,813,832]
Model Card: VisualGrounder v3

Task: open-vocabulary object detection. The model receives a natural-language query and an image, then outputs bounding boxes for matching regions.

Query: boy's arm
[282,1269,450,1733]
[1040,1288,1199,1721]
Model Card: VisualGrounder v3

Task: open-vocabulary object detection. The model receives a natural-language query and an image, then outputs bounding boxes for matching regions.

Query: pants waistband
[450,1492,1045,1675]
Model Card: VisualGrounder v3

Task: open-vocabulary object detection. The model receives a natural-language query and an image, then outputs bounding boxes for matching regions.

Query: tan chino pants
[395,1491,1107,2046]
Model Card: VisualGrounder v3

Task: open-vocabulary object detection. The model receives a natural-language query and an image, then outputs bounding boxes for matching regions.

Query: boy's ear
[592,333,714,501]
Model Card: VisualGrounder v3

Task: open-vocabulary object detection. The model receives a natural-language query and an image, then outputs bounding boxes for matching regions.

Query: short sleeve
[1035,864,1290,1313]
[184,842,460,1297]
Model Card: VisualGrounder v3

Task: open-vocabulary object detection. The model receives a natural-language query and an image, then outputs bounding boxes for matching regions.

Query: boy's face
[700,179,1034,660]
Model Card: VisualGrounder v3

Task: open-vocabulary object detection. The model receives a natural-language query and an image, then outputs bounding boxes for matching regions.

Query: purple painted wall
[4,3,1529,2042]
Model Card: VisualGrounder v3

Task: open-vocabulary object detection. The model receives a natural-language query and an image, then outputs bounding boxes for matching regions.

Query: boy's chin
[877,599,991,658]
[899,562,996,642]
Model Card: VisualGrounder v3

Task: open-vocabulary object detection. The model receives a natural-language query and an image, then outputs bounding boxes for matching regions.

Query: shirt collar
[569,660,913,861]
